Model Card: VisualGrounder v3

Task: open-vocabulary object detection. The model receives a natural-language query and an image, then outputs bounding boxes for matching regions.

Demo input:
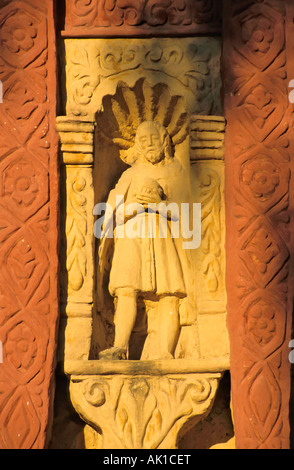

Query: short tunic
[109,211,186,297]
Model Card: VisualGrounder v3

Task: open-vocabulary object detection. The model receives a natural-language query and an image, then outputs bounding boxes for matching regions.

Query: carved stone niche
[57,36,229,449]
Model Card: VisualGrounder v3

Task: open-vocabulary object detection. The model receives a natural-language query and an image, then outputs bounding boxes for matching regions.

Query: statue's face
[136,122,164,164]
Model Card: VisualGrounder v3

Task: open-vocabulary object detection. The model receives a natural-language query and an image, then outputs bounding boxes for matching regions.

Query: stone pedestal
[65,359,228,449]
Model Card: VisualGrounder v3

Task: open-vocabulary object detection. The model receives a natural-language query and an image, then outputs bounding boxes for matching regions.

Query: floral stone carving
[67,360,223,449]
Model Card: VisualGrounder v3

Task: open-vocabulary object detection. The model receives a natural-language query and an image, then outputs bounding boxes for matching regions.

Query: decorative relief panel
[0,0,59,448]
[59,27,229,448]
[223,0,294,449]
[65,37,222,119]
[64,0,222,37]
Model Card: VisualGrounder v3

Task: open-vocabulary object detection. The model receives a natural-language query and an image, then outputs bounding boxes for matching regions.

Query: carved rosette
[69,370,221,449]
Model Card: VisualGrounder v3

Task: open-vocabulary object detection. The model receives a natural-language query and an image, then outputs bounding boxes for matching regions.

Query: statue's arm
[106,170,132,210]
[100,170,132,238]
[97,171,132,294]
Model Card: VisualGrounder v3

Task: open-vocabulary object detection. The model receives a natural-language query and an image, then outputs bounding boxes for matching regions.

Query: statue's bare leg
[157,295,180,359]
[99,287,137,360]
[113,287,137,351]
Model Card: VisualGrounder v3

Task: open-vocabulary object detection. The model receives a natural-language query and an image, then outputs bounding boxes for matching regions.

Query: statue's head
[124,121,173,165]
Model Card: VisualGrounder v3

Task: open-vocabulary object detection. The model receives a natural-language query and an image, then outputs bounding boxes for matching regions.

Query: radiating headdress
[96,78,189,164]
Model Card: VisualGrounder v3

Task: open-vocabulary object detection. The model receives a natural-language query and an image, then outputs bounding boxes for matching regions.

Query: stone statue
[98,121,187,360]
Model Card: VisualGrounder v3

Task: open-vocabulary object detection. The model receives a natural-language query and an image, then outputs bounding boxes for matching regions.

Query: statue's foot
[98,347,127,361]
[161,352,174,360]
[152,352,174,360]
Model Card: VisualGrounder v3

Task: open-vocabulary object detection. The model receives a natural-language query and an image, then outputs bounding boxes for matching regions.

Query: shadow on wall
[178,372,234,449]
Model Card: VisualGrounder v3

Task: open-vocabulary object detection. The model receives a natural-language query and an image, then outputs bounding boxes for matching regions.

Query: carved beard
[143,147,164,164]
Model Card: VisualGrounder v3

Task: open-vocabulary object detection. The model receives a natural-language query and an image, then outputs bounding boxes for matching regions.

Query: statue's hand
[135,185,163,206]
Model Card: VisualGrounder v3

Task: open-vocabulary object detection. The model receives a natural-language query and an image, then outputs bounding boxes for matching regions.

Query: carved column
[0,0,59,448]
[56,117,96,362]
[223,0,294,448]
[189,115,229,359]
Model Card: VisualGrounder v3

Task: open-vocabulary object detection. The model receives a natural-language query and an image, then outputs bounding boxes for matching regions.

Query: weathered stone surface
[223,0,294,449]
[0,0,59,448]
